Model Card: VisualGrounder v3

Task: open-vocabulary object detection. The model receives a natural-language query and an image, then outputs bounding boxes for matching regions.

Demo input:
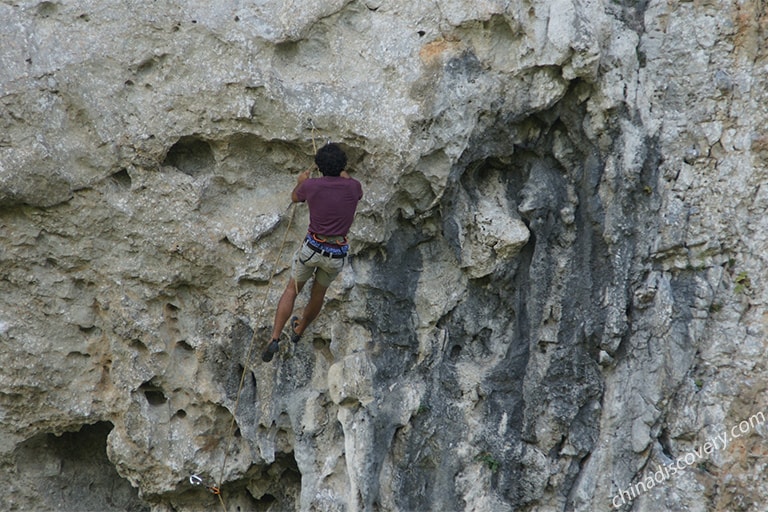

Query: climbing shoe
[290,316,302,343]
[261,339,280,362]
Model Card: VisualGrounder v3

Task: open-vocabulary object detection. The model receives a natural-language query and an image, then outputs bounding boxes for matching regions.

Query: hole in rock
[135,57,156,75]
[129,339,148,354]
[163,136,215,176]
[36,1,58,17]
[164,302,180,317]
[13,422,148,512]
[139,381,168,406]
[66,350,91,360]
[111,168,132,189]
[248,451,301,509]
[176,340,194,351]
[256,494,277,506]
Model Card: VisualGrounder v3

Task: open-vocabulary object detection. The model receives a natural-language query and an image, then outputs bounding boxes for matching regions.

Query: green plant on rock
[416,404,431,415]
[734,271,751,294]
[476,452,500,473]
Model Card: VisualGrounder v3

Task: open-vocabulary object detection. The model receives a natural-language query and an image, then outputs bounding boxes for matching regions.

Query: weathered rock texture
[1,0,767,511]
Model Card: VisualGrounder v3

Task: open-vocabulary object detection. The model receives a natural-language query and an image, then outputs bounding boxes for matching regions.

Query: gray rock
[1,0,766,511]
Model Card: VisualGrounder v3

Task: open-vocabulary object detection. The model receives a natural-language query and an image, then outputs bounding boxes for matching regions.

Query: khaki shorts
[292,243,345,288]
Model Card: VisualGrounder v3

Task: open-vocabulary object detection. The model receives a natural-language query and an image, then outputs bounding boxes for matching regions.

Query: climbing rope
[189,474,223,504]
[198,119,320,511]
[212,198,299,509]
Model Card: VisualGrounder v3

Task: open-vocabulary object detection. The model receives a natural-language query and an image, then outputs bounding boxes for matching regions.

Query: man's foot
[290,316,302,343]
[261,339,280,362]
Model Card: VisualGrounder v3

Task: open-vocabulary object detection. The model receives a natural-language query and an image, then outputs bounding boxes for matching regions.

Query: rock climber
[262,143,363,362]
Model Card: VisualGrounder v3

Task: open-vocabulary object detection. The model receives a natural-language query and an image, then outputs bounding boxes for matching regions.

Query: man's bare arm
[292,168,312,202]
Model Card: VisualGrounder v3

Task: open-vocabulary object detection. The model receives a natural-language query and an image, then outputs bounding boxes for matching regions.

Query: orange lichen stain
[711,434,768,511]
[419,37,462,66]
[197,434,221,453]
[733,0,759,54]
[751,133,768,155]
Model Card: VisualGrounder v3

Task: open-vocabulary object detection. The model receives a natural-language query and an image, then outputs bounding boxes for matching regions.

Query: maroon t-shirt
[295,176,363,236]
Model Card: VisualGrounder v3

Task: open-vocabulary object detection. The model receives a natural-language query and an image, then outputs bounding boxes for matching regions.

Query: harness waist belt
[309,232,348,246]
[304,240,346,259]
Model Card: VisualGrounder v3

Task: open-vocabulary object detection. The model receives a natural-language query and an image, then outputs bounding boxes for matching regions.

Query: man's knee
[284,279,305,297]
[308,279,327,297]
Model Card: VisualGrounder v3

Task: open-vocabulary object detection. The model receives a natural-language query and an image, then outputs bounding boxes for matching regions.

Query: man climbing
[262,143,363,362]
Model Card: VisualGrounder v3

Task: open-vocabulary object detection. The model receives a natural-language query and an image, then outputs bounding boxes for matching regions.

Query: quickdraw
[190,474,221,495]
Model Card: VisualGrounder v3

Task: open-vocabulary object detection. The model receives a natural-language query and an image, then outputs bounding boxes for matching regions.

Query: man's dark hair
[315,143,347,176]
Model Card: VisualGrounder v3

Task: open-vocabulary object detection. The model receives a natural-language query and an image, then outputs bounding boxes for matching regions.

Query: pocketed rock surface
[1,1,767,511]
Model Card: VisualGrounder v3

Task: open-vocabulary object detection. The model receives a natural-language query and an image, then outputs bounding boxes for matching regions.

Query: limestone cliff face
[2,1,767,511]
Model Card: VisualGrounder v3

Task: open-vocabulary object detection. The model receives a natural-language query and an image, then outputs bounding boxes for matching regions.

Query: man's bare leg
[294,280,328,336]
[270,278,306,341]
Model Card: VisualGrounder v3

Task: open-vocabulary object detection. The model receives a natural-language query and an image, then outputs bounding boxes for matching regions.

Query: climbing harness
[309,232,348,246]
[304,234,348,258]
[191,118,322,511]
